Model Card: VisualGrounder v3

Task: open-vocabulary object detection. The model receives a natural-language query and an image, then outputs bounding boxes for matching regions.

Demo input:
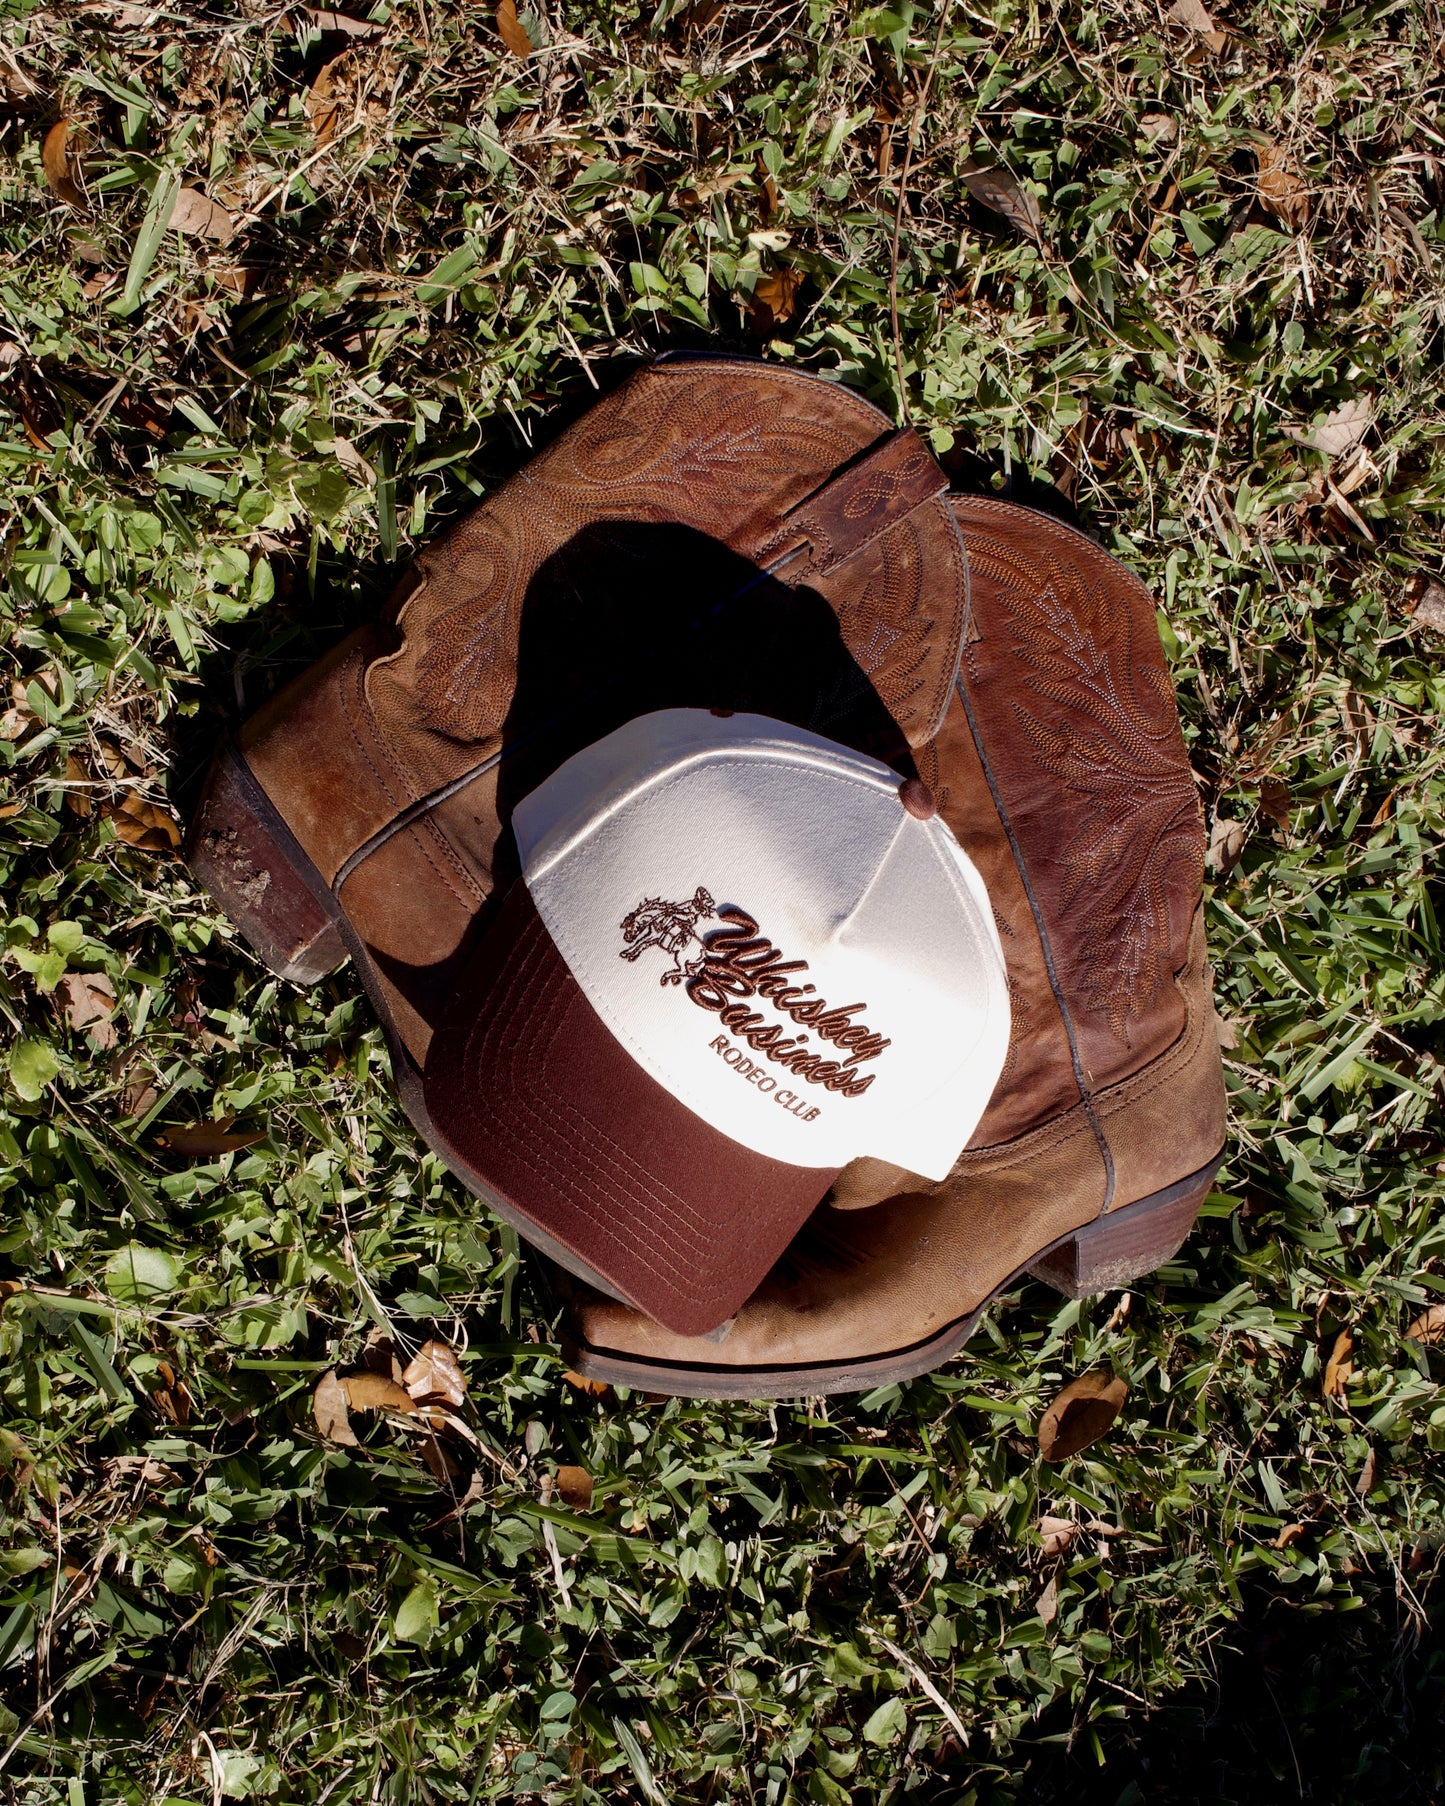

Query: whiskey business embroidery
[618,893,891,1100]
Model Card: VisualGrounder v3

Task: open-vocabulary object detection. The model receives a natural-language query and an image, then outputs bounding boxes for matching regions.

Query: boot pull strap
[768,427,948,576]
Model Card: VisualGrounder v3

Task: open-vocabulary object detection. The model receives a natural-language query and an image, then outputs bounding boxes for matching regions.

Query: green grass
[1,0,1444,1800]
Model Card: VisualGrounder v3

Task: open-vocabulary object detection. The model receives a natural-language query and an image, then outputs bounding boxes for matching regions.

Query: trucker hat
[423,710,1011,1336]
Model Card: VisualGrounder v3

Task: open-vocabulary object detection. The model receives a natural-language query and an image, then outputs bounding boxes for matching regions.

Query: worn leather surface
[219,356,1223,1371]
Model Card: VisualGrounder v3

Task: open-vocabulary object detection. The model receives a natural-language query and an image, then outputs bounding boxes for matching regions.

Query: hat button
[898,777,936,820]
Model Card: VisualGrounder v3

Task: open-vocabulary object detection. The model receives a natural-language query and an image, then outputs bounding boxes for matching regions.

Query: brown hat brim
[423,883,838,1336]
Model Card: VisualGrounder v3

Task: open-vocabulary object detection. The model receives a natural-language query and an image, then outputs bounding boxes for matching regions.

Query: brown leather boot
[186,356,973,1281]
[561,498,1227,1394]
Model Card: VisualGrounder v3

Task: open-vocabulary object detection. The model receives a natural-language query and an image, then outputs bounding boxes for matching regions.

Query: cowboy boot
[561,499,1228,1394]
[185,355,973,1281]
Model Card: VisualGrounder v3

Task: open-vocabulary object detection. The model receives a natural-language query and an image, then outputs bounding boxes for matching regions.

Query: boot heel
[1028,1157,1221,1299]
[186,741,348,985]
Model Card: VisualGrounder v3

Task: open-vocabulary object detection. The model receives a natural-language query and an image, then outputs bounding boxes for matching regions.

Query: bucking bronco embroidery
[618,888,717,985]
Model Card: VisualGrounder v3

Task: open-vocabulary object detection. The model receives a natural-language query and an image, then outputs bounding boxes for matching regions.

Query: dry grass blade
[961,163,1041,239]
[1038,1371,1129,1462]
[496,0,533,56]
[42,121,84,208]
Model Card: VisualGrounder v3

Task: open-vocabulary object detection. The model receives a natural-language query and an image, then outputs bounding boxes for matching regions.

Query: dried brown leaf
[157,1120,266,1158]
[306,7,386,35]
[1355,1446,1380,1498]
[1257,776,1291,830]
[362,1328,404,1384]
[314,1370,358,1445]
[1167,0,1227,53]
[402,1338,466,1408]
[1272,1521,1308,1549]
[106,794,181,852]
[1038,1370,1129,1463]
[561,1368,612,1398]
[417,1432,462,1483]
[42,121,85,209]
[168,187,235,247]
[1038,1514,1077,1558]
[1324,1329,1354,1400]
[341,1371,417,1414]
[555,1465,593,1510]
[1036,1574,1059,1622]
[59,971,116,1050]
[1140,113,1178,144]
[305,55,348,146]
[1406,1303,1445,1345]
[1255,142,1310,233]
[1290,396,1374,459]
[1405,576,1445,634]
[63,751,93,818]
[1206,814,1246,875]
[961,162,1041,239]
[748,267,803,335]
[496,0,533,56]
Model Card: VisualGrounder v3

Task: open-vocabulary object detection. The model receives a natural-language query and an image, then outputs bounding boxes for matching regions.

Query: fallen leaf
[0,47,41,104]
[1257,776,1291,830]
[1036,1574,1059,1623]
[1206,814,1246,875]
[417,1431,462,1483]
[1405,575,1445,634]
[1255,141,1310,232]
[106,794,181,852]
[157,1120,267,1157]
[1213,1009,1241,1051]
[561,1368,612,1398]
[748,267,803,336]
[306,6,386,34]
[1405,1303,1445,1345]
[63,752,93,819]
[168,186,235,247]
[42,120,85,209]
[1323,1328,1354,1400]
[555,1465,593,1510]
[305,56,348,146]
[496,0,533,55]
[1355,1446,1380,1497]
[961,161,1042,239]
[402,1339,467,1408]
[314,1370,358,1446]
[1140,113,1178,144]
[342,1371,417,1414]
[1167,0,1227,53]
[363,1328,405,1383]
[1038,1370,1129,1463]
[1290,396,1374,458]
[1272,1521,1308,1549]
[58,971,116,1050]
[1038,1514,1077,1558]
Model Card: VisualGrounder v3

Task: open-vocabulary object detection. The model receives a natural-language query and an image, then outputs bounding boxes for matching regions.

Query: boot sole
[560,1155,1223,1399]
[185,740,634,1300]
